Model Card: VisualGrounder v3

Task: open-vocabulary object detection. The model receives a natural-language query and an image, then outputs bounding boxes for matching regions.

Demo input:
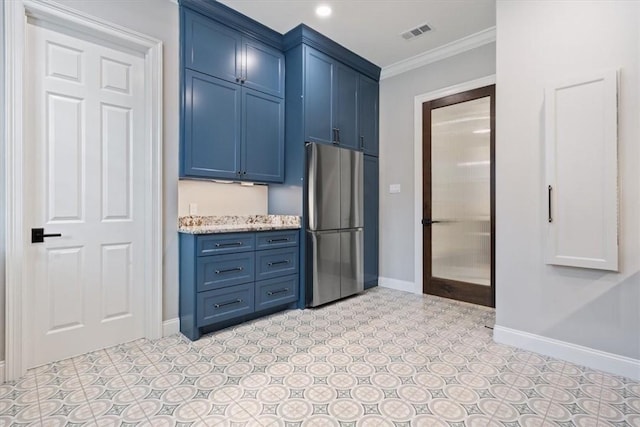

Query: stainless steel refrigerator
[306,142,364,307]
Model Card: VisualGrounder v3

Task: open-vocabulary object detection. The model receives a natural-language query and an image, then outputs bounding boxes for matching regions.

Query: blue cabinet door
[304,47,335,145]
[359,75,379,156]
[334,63,359,150]
[183,9,241,83]
[243,39,285,98]
[242,88,285,183]
[183,69,241,179]
[364,155,379,288]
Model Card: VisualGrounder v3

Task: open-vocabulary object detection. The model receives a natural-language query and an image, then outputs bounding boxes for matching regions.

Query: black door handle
[421,219,442,226]
[31,228,62,243]
[548,185,553,223]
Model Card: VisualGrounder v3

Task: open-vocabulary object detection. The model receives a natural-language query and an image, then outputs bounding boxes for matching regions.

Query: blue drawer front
[197,233,255,256]
[255,275,298,311]
[255,247,299,281]
[197,252,254,292]
[197,283,254,326]
[256,230,299,250]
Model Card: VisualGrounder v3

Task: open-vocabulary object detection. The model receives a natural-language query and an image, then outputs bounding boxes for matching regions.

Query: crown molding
[380,26,496,80]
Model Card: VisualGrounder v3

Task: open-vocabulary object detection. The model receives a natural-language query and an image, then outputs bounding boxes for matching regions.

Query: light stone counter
[178,215,300,234]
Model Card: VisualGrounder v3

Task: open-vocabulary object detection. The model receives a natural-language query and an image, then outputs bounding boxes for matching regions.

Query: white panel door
[24,21,147,367]
[545,70,618,271]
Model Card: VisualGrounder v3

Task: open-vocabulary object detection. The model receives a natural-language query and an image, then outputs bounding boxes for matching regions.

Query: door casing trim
[412,75,496,295]
[3,0,164,380]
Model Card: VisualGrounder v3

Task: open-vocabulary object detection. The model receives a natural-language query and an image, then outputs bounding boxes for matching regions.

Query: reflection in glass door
[422,85,495,307]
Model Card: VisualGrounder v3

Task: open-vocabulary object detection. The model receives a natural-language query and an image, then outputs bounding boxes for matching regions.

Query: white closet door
[545,70,618,271]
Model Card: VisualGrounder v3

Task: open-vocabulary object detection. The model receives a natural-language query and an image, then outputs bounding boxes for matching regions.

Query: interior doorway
[422,85,495,307]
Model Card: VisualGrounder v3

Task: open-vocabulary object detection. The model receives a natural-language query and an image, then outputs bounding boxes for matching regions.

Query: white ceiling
[218,0,496,69]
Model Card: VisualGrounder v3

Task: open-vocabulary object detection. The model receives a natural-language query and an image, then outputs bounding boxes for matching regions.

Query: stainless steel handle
[360,136,364,149]
[215,267,243,274]
[215,242,243,248]
[548,185,553,223]
[267,288,289,296]
[332,128,339,144]
[214,299,242,308]
[267,238,290,243]
[267,260,290,267]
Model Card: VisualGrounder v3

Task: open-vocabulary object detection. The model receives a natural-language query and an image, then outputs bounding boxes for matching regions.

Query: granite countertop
[178,215,301,234]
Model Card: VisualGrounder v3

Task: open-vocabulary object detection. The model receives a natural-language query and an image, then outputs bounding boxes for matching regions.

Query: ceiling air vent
[401,23,432,40]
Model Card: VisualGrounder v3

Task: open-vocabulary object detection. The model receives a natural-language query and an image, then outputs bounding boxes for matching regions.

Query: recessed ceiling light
[315,5,332,18]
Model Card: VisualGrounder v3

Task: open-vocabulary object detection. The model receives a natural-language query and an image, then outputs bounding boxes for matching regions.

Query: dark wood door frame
[422,85,495,307]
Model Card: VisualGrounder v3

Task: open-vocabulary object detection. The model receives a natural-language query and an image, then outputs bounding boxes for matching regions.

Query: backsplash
[178,180,268,216]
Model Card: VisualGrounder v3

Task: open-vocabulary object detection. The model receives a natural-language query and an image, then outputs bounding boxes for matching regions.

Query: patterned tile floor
[0,287,638,426]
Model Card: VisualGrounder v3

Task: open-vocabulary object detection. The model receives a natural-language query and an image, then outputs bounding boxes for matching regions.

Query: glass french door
[422,85,495,307]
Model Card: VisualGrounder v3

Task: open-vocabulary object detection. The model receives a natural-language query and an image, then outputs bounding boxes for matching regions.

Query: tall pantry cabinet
[270,25,380,297]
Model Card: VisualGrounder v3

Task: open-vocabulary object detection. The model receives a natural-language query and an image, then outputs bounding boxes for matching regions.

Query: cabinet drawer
[256,230,299,250]
[255,247,299,281]
[197,283,254,326]
[197,252,254,292]
[255,275,298,311]
[197,233,255,256]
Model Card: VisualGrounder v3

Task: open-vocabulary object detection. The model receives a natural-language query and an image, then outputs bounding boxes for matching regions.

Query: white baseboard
[0,361,4,384]
[162,318,180,337]
[494,325,640,381]
[378,277,420,294]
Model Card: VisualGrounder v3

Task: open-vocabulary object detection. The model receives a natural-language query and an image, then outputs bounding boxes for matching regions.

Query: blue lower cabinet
[197,252,254,292]
[180,230,300,340]
[197,283,254,326]
[255,275,298,311]
[255,247,298,281]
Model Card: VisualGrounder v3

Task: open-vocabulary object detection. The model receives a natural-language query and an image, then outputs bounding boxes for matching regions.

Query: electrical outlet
[389,184,401,194]
[189,203,198,215]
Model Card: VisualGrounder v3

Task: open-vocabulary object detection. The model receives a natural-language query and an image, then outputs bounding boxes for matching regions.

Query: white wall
[495,1,640,362]
[379,43,496,284]
[0,1,6,359]
[178,180,268,216]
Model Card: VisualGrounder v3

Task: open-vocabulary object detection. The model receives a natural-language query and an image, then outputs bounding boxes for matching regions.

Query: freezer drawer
[309,231,341,307]
[340,229,364,298]
[308,229,363,307]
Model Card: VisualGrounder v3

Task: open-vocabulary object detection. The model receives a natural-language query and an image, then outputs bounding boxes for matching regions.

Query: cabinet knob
[243,171,247,175]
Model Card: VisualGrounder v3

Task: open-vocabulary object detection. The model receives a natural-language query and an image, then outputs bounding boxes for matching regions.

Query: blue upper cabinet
[287,26,380,154]
[303,47,359,149]
[358,75,379,156]
[243,39,285,98]
[242,88,285,182]
[180,4,285,183]
[334,63,359,150]
[304,48,335,145]
[183,69,241,179]
[184,9,242,84]
[183,8,284,98]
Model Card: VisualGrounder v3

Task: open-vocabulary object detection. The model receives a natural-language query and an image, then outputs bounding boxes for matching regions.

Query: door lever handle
[31,228,62,243]
[421,219,442,226]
